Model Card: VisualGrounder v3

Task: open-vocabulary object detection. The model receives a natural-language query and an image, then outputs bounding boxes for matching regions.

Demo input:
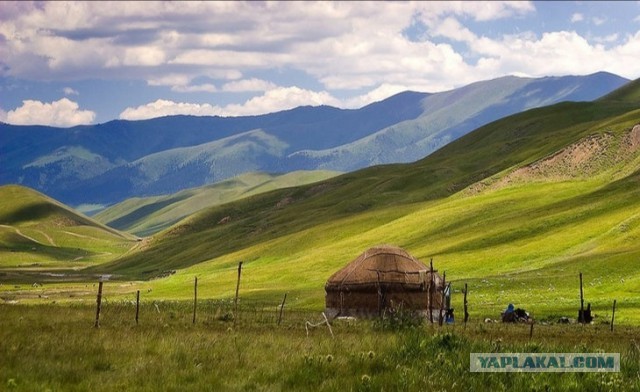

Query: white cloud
[592,16,607,26]
[0,107,7,123]
[119,86,342,120]
[171,84,217,93]
[344,84,411,108]
[432,16,478,43]
[225,86,341,116]
[3,0,640,121]
[594,33,619,44]
[148,74,192,87]
[122,46,166,67]
[119,99,223,120]
[0,1,535,93]
[571,13,584,23]
[63,87,79,95]
[6,98,95,127]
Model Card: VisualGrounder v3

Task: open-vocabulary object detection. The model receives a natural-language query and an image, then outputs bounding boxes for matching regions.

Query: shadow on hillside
[106,194,191,230]
[0,202,65,225]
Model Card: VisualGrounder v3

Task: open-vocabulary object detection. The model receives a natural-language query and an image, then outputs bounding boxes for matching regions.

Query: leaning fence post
[234,261,243,325]
[135,290,140,325]
[429,259,434,324]
[278,293,288,326]
[94,280,103,328]
[579,272,585,325]
[611,299,617,332]
[193,276,198,324]
[463,283,469,328]
[439,272,446,326]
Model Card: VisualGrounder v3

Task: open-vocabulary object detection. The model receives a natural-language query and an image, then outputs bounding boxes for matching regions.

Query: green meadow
[1,303,639,391]
[0,184,136,274]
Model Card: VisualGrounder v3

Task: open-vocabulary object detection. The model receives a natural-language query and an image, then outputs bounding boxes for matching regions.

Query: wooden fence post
[376,271,383,317]
[429,259,434,324]
[278,293,287,326]
[439,271,446,326]
[193,276,198,324]
[579,272,584,325]
[234,261,243,325]
[94,281,103,328]
[463,283,469,328]
[135,290,140,325]
[611,299,617,332]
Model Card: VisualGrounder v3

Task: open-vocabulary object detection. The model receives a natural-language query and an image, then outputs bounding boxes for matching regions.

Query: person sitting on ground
[502,303,516,322]
[445,308,455,324]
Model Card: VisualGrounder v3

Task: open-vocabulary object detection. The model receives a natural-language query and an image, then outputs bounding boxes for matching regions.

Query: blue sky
[1,1,639,126]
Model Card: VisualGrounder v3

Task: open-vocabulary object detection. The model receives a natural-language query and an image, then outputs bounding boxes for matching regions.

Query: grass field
[1,302,638,391]
[0,185,137,275]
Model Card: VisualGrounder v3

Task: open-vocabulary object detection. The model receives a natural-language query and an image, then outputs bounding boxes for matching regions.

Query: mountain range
[1,76,639,322]
[0,72,629,207]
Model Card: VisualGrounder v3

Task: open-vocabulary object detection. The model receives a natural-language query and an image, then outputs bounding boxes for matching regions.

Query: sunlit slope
[95,170,340,236]
[130,116,640,323]
[134,166,640,321]
[95,81,640,280]
[0,185,137,271]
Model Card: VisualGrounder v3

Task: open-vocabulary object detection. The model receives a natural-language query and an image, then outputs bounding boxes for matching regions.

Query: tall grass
[1,303,639,391]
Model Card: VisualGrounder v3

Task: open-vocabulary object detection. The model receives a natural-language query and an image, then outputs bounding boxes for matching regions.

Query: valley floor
[1,302,638,391]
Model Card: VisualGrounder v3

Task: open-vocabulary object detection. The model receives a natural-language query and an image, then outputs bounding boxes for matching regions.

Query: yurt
[324,245,444,319]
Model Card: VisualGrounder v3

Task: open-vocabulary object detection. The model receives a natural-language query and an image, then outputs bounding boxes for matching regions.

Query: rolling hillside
[0,72,628,206]
[95,170,340,236]
[0,185,137,278]
[85,78,640,321]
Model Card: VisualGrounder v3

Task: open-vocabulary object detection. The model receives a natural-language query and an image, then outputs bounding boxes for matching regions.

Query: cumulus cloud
[0,1,538,93]
[571,13,584,23]
[344,84,411,108]
[225,86,341,116]
[119,99,223,120]
[63,87,79,95]
[432,16,478,43]
[2,0,640,120]
[119,86,342,120]
[6,98,95,127]
[594,33,619,44]
[171,84,217,93]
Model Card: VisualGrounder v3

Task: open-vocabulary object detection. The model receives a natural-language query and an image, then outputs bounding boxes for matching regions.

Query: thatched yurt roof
[325,245,438,292]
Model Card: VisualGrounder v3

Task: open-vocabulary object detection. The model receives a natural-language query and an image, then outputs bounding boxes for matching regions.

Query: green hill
[82,79,640,321]
[598,78,640,103]
[0,185,137,277]
[95,170,341,236]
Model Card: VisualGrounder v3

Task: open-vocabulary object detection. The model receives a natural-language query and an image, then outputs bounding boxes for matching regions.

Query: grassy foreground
[1,302,639,391]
